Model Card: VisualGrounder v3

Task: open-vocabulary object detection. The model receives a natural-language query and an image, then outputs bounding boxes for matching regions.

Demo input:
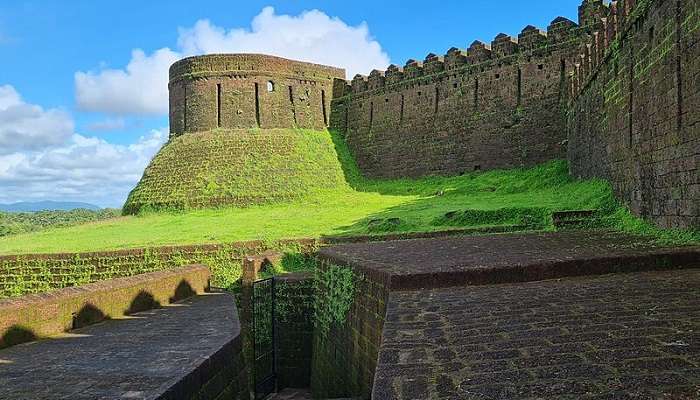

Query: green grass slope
[0,129,696,255]
[123,128,349,214]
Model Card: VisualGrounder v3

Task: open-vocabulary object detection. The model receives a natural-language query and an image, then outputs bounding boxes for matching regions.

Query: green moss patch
[123,128,348,214]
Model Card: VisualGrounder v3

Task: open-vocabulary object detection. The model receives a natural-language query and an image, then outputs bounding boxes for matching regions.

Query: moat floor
[375,268,700,399]
[0,293,239,400]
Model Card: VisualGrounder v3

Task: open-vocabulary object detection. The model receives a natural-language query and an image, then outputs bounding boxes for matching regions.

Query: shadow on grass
[326,130,604,236]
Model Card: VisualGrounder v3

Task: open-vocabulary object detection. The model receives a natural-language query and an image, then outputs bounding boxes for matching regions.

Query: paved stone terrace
[374,268,700,399]
[319,231,700,290]
[0,292,241,400]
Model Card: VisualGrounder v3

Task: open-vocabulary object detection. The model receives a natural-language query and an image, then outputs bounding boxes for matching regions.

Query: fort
[1,1,699,400]
[157,0,698,230]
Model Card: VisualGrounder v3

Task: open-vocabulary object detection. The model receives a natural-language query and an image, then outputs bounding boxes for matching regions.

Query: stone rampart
[568,0,699,229]
[328,15,590,178]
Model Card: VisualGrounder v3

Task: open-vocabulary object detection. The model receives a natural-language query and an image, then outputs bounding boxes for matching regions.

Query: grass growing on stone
[0,129,696,255]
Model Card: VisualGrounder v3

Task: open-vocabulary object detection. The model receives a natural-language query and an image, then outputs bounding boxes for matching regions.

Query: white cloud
[74,7,389,116]
[75,48,180,115]
[177,7,389,77]
[0,85,74,154]
[0,129,167,207]
[0,85,167,207]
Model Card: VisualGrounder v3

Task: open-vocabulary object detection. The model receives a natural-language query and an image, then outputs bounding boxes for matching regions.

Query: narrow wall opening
[255,83,261,128]
[474,77,479,109]
[400,94,405,124]
[517,68,522,106]
[216,83,222,128]
[321,89,328,127]
[369,101,374,131]
[289,86,297,126]
[183,85,188,131]
[559,59,566,101]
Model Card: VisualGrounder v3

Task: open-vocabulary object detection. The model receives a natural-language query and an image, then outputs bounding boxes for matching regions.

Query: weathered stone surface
[0,292,247,400]
[375,268,700,399]
[312,231,700,399]
[328,14,584,179]
[568,0,700,230]
[0,265,210,349]
[169,54,345,136]
[319,231,700,290]
[275,273,315,390]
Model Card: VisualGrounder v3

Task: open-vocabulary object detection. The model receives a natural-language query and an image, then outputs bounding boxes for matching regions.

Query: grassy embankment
[0,128,696,256]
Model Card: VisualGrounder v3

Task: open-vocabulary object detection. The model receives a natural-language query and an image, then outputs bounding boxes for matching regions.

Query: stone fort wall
[168,54,345,137]
[326,3,609,178]
[568,0,699,229]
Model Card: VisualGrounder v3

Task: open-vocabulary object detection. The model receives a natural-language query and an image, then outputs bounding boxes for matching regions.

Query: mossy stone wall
[568,0,699,230]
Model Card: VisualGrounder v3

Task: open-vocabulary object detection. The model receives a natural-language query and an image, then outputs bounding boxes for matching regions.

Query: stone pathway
[320,231,700,290]
[375,268,700,399]
[0,292,240,400]
[319,231,700,399]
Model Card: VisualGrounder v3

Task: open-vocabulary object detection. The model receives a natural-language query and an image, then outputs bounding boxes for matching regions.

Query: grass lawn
[0,130,696,255]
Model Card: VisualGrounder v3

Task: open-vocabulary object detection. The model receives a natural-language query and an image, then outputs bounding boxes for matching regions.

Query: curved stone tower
[123,54,348,214]
[169,54,346,136]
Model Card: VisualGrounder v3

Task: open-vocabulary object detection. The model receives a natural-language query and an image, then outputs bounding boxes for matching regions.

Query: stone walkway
[319,231,700,399]
[375,268,700,399]
[0,292,240,400]
[320,231,700,290]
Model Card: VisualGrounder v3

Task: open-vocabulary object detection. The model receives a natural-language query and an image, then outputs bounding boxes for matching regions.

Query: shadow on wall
[127,290,162,315]
[73,303,108,330]
[1,325,37,348]
[170,280,196,303]
[0,279,205,349]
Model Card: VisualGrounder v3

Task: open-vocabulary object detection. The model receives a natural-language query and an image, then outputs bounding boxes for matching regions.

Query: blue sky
[0,0,583,207]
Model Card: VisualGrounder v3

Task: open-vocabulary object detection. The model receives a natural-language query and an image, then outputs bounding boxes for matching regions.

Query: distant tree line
[0,209,121,237]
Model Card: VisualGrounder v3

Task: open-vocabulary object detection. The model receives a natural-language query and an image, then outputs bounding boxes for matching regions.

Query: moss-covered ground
[0,129,696,255]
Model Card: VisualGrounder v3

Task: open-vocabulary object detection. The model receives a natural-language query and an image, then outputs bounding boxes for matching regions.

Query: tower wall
[168,54,346,138]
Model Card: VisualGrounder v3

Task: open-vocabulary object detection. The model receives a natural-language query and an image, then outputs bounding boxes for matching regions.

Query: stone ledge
[0,265,211,348]
[318,231,700,291]
[0,293,247,400]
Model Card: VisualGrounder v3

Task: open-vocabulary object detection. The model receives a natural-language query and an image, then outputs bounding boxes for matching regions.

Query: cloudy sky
[0,0,581,208]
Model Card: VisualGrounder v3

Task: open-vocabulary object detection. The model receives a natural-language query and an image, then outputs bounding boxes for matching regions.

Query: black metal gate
[253,277,276,399]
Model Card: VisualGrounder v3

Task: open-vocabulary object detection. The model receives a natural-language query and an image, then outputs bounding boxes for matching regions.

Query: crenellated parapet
[467,40,493,64]
[567,0,698,229]
[568,0,657,99]
[403,59,424,79]
[332,13,583,97]
[492,34,519,58]
[445,47,468,70]
[518,26,548,50]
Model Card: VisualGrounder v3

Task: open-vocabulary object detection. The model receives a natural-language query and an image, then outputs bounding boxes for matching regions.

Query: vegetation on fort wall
[123,128,348,214]
[313,263,357,336]
[0,209,120,237]
[0,127,697,297]
[0,241,316,299]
